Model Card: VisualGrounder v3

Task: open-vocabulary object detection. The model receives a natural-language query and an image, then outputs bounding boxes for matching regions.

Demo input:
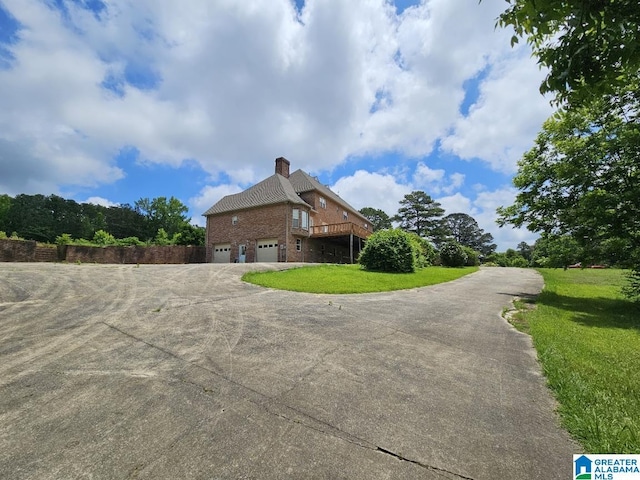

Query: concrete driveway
[0,263,578,479]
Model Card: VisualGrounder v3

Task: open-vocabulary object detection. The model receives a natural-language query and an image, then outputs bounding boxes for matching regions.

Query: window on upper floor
[319,197,326,209]
[292,209,299,228]
[301,210,309,230]
[232,215,238,225]
[343,211,348,221]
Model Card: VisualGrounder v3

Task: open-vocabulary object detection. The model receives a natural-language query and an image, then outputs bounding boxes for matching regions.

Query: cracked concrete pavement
[0,263,579,479]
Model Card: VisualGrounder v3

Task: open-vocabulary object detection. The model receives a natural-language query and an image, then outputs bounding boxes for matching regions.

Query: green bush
[509,256,530,268]
[117,236,145,246]
[358,229,416,273]
[461,246,480,266]
[93,229,116,246]
[440,242,468,267]
[55,233,73,245]
[408,232,437,268]
[0,231,7,239]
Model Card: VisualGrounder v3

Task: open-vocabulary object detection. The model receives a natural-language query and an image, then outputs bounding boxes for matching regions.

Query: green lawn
[520,269,640,453]
[242,264,478,294]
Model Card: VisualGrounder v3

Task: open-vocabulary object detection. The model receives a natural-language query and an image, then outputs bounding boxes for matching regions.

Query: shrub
[440,242,468,267]
[93,229,116,246]
[509,256,530,268]
[461,246,480,266]
[0,231,7,239]
[358,229,416,273]
[407,232,437,268]
[56,233,73,245]
[117,236,145,246]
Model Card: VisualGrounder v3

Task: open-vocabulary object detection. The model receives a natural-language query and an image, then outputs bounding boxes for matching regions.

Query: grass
[242,264,478,294]
[518,268,640,453]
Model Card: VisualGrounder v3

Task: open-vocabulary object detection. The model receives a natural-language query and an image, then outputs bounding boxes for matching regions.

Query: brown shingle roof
[203,166,368,222]
[289,169,368,222]
[203,174,308,216]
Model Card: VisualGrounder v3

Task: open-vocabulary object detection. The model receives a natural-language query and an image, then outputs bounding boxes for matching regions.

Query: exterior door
[238,244,246,263]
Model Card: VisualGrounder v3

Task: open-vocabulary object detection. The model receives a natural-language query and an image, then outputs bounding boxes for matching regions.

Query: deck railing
[310,222,372,239]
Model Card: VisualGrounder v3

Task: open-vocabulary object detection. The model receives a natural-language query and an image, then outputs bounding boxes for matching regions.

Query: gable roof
[289,169,368,222]
[203,166,368,222]
[203,173,308,216]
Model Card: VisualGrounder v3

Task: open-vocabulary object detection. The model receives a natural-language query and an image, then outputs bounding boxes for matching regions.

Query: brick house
[204,157,372,263]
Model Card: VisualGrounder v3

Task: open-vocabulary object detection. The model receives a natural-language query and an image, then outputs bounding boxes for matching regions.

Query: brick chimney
[275,157,290,178]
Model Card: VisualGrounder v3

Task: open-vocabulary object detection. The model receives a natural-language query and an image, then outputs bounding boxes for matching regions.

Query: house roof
[203,166,368,222]
[202,173,308,216]
[289,170,368,222]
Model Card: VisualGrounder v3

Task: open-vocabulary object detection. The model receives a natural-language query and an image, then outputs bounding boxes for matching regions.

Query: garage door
[256,239,278,262]
[212,244,231,263]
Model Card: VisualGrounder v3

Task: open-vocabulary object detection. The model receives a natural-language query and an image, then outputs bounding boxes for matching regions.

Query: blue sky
[0,0,554,249]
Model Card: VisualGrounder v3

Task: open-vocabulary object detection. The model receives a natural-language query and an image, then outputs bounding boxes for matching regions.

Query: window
[343,211,348,221]
[364,223,368,230]
[319,197,326,209]
[232,215,238,225]
[292,209,299,228]
[296,238,302,251]
[301,210,309,230]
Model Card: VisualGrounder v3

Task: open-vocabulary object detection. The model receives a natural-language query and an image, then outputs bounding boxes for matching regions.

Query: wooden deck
[310,222,372,239]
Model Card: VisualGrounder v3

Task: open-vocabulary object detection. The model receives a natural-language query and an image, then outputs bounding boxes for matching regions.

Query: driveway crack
[101,321,475,479]
[375,446,476,479]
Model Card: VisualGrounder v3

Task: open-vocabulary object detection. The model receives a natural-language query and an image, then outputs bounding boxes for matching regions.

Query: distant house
[203,157,372,263]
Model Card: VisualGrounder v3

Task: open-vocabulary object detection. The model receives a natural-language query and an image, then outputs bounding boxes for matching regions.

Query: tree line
[358,189,633,270]
[0,194,205,246]
[359,190,497,258]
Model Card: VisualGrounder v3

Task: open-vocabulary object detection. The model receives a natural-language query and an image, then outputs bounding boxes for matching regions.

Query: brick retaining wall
[0,238,38,262]
[0,239,205,264]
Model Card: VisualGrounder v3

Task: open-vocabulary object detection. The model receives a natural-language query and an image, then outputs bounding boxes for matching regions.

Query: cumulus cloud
[331,170,411,216]
[441,54,554,173]
[83,196,119,207]
[412,162,465,195]
[0,0,538,192]
[189,183,244,217]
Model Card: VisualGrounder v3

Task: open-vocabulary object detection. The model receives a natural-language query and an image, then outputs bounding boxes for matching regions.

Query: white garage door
[256,239,278,262]
[212,244,231,263]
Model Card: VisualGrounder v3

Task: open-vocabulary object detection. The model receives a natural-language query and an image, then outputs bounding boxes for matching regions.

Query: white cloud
[83,196,119,207]
[436,193,472,215]
[441,53,553,173]
[0,0,541,194]
[412,162,465,195]
[189,184,243,217]
[331,170,411,216]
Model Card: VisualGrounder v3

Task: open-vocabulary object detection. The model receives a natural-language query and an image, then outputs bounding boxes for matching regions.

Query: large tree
[359,207,392,231]
[393,191,445,240]
[497,85,640,293]
[440,213,496,256]
[134,196,189,239]
[497,87,639,249]
[492,0,640,105]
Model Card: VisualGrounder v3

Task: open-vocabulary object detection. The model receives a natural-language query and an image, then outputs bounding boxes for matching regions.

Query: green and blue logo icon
[575,455,592,480]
